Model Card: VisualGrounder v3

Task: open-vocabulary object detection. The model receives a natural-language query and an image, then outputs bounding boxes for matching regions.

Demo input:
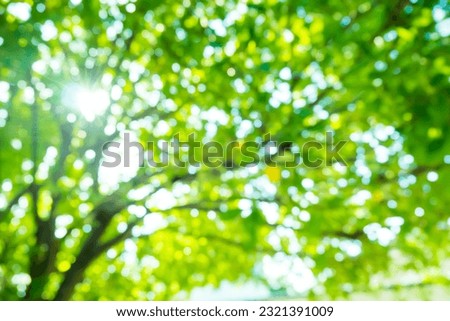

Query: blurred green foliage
[0,0,449,300]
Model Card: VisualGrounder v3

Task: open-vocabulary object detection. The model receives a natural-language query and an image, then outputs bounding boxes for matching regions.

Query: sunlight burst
[63,84,110,122]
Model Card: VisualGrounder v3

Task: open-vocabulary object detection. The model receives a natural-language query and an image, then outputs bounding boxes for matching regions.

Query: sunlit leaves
[0,0,449,301]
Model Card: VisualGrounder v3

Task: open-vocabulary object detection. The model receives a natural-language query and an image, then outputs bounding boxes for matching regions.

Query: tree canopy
[0,0,449,300]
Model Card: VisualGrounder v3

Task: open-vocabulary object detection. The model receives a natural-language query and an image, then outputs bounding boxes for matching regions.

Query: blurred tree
[0,0,449,300]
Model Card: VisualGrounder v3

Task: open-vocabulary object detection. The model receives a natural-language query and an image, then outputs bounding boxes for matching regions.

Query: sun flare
[63,84,110,122]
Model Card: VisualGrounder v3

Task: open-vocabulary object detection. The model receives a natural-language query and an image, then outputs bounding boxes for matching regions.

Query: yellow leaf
[265,166,281,183]
[310,18,324,35]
